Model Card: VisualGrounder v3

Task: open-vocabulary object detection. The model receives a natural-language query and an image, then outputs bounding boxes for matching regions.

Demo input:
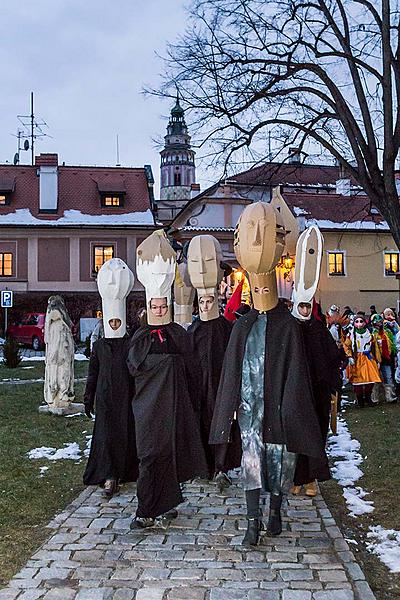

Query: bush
[2,337,22,368]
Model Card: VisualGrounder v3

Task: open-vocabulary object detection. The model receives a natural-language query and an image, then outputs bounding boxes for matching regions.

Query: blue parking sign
[1,290,13,308]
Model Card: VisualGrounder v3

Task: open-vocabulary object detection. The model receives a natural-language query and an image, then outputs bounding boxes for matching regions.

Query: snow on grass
[84,435,92,458]
[21,353,89,362]
[366,526,400,573]
[28,442,82,461]
[328,415,400,573]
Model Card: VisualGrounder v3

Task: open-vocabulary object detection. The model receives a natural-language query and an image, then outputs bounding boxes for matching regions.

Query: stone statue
[43,295,76,413]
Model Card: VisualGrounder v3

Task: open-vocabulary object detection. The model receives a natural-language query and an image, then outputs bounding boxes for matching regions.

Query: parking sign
[1,290,13,308]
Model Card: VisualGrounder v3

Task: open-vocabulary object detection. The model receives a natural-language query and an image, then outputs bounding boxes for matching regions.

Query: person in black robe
[127,312,208,527]
[209,203,327,546]
[291,302,341,495]
[83,332,138,495]
[83,258,138,498]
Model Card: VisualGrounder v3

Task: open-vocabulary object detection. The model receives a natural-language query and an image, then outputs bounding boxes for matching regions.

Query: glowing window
[0,195,7,205]
[102,195,122,207]
[328,252,345,276]
[384,252,400,276]
[0,253,13,276]
[93,245,114,274]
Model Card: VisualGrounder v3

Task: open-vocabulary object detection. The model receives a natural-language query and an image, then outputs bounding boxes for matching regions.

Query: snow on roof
[0,208,154,227]
[305,217,389,231]
[182,226,235,232]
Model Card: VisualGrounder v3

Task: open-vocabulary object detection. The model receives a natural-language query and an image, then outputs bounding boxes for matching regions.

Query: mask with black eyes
[234,202,286,312]
[187,235,224,321]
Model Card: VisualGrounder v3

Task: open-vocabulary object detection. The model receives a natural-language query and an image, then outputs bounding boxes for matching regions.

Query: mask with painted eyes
[234,202,286,312]
[187,235,223,321]
[136,230,176,326]
[291,225,323,321]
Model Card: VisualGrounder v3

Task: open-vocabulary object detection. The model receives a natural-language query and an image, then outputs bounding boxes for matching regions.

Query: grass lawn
[321,398,400,600]
[0,359,89,382]
[0,380,92,587]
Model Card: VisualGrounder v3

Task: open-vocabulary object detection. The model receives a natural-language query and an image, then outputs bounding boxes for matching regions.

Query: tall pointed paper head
[187,235,223,321]
[233,203,286,311]
[292,225,323,321]
[136,230,176,325]
[97,258,134,338]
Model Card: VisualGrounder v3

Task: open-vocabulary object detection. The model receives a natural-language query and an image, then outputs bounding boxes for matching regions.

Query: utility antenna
[16,92,50,165]
[116,134,121,166]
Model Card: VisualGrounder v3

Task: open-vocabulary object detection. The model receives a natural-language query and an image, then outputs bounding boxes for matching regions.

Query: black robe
[127,323,208,518]
[188,316,236,475]
[83,336,139,486]
[294,317,341,485]
[209,303,328,479]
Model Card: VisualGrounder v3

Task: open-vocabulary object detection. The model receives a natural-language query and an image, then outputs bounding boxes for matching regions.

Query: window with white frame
[384,252,400,276]
[328,251,345,276]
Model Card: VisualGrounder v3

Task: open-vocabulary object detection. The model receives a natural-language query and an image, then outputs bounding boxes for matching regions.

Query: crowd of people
[80,204,395,548]
[326,303,399,407]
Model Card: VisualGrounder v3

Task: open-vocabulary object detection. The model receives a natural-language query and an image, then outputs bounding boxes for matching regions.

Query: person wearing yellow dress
[344,314,381,407]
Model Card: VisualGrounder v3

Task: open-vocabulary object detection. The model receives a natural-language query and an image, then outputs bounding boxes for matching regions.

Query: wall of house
[0,228,149,296]
[318,231,399,312]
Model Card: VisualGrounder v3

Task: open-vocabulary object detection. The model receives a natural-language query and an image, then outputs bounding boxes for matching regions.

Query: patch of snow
[65,412,84,418]
[84,435,92,458]
[74,353,89,361]
[22,366,35,369]
[28,442,82,461]
[21,356,45,362]
[367,526,400,573]
[39,466,49,477]
[292,205,310,216]
[343,486,374,517]
[328,419,363,486]
[0,208,154,227]
[21,353,89,362]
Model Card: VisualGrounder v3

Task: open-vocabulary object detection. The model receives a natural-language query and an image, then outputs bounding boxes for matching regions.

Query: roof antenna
[15,92,51,165]
[116,134,121,166]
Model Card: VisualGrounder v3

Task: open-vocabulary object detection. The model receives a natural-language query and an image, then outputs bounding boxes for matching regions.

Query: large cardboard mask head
[291,225,323,321]
[174,262,195,325]
[234,202,286,311]
[97,258,134,338]
[136,230,176,326]
[187,235,223,321]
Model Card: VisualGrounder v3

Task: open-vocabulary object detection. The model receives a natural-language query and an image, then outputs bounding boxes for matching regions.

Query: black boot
[242,517,262,547]
[267,493,283,536]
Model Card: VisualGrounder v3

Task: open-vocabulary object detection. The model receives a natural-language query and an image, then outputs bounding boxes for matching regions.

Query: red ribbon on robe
[150,328,166,343]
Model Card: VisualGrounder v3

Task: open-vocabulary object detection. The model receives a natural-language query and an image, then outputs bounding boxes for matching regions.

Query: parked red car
[7,313,46,350]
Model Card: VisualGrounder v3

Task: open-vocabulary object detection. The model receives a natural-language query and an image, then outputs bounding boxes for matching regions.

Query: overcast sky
[0,0,215,195]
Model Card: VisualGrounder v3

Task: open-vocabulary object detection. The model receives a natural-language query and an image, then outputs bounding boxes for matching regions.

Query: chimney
[336,178,351,196]
[36,154,58,212]
[288,147,301,164]
[190,183,201,199]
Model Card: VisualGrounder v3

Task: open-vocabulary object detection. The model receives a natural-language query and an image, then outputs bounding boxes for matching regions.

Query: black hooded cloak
[294,317,341,485]
[188,315,236,474]
[209,303,328,479]
[83,336,138,486]
[127,323,208,518]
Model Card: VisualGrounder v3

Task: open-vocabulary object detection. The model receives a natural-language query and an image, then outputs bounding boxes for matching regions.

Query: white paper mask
[187,235,223,321]
[136,230,176,326]
[97,258,134,338]
[291,225,323,321]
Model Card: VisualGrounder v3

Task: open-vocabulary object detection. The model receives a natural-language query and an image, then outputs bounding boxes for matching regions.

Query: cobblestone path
[0,478,375,600]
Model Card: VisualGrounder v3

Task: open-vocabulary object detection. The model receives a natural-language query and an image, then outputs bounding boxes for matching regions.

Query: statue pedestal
[38,402,85,416]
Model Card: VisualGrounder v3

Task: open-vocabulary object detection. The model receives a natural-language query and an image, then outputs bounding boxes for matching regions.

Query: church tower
[160,96,196,205]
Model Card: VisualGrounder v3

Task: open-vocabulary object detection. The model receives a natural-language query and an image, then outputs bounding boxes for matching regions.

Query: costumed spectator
[344,313,381,407]
[370,313,397,403]
[383,307,400,336]
[224,277,244,322]
[44,295,75,411]
[291,226,341,497]
[187,235,234,490]
[127,230,207,528]
[326,305,343,346]
[83,259,138,498]
[173,261,195,329]
[90,318,104,351]
[209,203,327,546]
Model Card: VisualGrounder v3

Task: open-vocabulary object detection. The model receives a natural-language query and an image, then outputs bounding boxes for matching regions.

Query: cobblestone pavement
[0,478,376,600]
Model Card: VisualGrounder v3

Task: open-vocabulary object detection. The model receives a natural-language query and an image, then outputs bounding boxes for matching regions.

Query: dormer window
[0,194,9,205]
[96,180,126,208]
[0,177,15,205]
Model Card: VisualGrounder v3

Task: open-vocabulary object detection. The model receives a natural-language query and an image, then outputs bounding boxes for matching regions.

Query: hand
[348,357,355,366]
[84,405,93,418]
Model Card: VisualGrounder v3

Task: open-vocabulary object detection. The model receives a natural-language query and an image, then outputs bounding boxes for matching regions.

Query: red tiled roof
[0,161,151,220]
[232,162,356,187]
[282,191,385,226]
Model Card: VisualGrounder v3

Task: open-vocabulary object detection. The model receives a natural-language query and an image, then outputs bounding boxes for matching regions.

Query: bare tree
[160,0,400,247]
